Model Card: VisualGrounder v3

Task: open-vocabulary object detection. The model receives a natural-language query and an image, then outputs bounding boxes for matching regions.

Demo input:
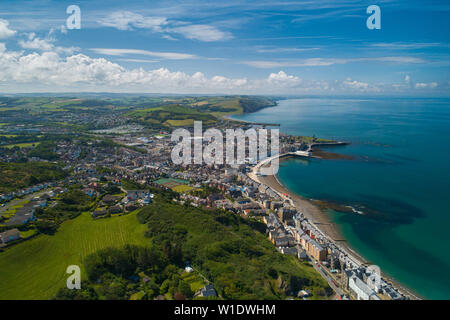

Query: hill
[0,162,68,193]
[125,96,277,129]
[136,196,332,299]
[0,188,331,300]
[0,210,147,300]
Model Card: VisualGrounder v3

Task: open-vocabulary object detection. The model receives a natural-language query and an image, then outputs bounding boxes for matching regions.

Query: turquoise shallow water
[232,97,450,299]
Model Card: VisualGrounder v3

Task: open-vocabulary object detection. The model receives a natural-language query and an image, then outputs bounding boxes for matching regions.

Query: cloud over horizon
[0,42,396,94]
[0,3,447,96]
[98,10,232,42]
[0,39,445,94]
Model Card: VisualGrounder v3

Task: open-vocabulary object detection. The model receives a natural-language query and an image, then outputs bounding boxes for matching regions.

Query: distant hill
[239,96,277,113]
[125,96,277,129]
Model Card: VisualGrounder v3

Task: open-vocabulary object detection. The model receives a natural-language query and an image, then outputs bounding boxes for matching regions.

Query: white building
[349,275,380,300]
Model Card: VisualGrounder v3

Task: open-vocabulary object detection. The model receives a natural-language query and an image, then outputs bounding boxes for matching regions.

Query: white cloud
[90,48,197,60]
[169,24,232,42]
[242,58,344,68]
[19,33,53,51]
[98,11,231,42]
[162,34,178,41]
[0,19,16,39]
[0,46,308,93]
[370,42,447,50]
[242,56,426,68]
[255,47,321,53]
[19,33,78,54]
[266,71,301,87]
[372,56,425,64]
[116,58,159,64]
[99,11,168,32]
[60,25,68,35]
[0,46,442,94]
[342,78,369,90]
[415,82,438,89]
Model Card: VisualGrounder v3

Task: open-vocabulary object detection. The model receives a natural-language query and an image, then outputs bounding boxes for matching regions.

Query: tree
[53,287,98,300]
[100,278,128,300]
[28,175,39,185]
[178,280,193,299]
[267,267,278,279]
[36,220,58,235]
[174,292,186,300]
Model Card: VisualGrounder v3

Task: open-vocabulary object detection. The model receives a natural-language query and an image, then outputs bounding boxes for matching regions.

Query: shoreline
[249,153,423,300]
[229,104,423,300]
[259,171,368,264]
[222,114,280,127]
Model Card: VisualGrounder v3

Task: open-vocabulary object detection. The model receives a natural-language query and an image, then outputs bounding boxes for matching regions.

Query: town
[0,112,411,300]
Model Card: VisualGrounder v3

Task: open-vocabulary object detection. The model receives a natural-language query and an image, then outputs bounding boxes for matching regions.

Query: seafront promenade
[248,151,421,300]
[248,151,365,263]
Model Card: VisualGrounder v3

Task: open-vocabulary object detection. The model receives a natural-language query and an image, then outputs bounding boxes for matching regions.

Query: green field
[164,119,195,127]
[153,178,192,191]
[172,184,194,193]
[4,142,40,149]
[154,178,189,185]
[0,210,148,300]
[181,271,206,293]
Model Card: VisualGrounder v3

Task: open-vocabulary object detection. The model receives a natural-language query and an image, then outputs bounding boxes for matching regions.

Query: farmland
[3,142,40,149]
[0,210,148,300]
[0,95,277,134]
[128,104,218,129]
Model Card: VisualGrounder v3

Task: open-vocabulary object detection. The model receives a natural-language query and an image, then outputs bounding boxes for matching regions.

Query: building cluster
[1,188,67,228]
[258,188,407,301]
[0,122,411,300]
[91,189,153,218]
[0,228,20,247]
[342,265,405,300]
[0,181,58,203]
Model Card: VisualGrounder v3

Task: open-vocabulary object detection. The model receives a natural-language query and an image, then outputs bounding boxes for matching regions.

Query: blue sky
[0,0,449,95]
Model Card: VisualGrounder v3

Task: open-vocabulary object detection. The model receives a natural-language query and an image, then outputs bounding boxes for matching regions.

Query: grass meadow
[0,210,148,300]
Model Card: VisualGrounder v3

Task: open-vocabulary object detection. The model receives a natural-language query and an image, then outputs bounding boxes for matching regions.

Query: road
[0,190,48,218]
[306,253,346,299]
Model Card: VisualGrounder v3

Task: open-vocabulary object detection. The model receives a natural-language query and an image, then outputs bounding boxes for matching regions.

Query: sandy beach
[254,157,422,300]
[258,172,369,265]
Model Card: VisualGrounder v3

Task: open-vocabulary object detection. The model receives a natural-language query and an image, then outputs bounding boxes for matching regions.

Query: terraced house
[0,229,20,247]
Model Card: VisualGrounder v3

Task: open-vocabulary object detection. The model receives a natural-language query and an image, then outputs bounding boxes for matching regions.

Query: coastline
[253,155,423,300]
[222,114,281,126]
[229,107,424,300]
[258,171,368,265]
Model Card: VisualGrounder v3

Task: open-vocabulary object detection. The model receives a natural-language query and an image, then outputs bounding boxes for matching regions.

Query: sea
[232,97,450,300]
